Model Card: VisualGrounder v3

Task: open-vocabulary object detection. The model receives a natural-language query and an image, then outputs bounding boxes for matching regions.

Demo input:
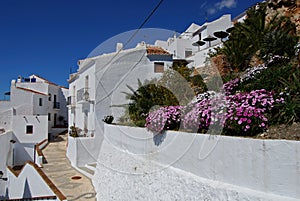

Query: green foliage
[124,79,179,127]
[69,125,79,137]
[121,63,207,126]
[272,67,300,124]
[237,63,294,93]
[236,61,300,125]
[218,2,298,71]
[260,29,298,61]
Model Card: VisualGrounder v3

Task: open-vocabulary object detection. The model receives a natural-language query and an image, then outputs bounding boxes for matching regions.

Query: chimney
[116,43,123,52]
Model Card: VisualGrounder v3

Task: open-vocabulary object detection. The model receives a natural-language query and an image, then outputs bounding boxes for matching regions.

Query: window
[154,62,164,73]
[185,48,193,58]
[26,125,33,134]
[67,96,72,105]
[39,98,42,106]
[48,94,51,101]
[85,75,89,89]
[48,113,51,121]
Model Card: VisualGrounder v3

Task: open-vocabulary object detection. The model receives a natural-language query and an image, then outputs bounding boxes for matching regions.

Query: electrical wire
[93,0,165,105]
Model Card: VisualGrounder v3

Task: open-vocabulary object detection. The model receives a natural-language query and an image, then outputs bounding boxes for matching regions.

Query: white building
[0,74,68,143]
[0,74,68,166]
[67,42,173,168]
[156,14,233,68]
[0,75,68,199]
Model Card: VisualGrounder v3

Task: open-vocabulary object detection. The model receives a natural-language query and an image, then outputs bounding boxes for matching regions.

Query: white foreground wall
[7,162,65,200]
[92,124,300,201]
[66,136,99,167]
[0,131,13,198]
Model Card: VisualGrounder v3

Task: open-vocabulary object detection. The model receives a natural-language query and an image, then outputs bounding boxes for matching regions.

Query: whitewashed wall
[7,163,61,200]
[92,124,300,201]
[12,115,48,144]
[13,143,35,166]
[0,103,12,132]
[67,46,172,167]
[67,136,99,167]
[0,131,13,198]
[16,82,48,95]
[32,94,48,115]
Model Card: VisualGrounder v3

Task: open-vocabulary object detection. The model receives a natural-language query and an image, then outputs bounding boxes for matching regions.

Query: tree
[219,2,298,71]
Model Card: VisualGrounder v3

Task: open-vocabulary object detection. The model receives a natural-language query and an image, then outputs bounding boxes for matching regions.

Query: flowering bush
[224,89,282,134]
[145,88,285,136]
[182,93,227,133]
[240,64,268,83]
[145,106,183,133]
[223,78,240,96]
[265,54,289,66]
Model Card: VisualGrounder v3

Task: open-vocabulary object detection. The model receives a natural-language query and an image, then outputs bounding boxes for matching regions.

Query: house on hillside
[0,74,68,166]
[156,14,233,68]
[66,42,173,170]
[0,75,68,200]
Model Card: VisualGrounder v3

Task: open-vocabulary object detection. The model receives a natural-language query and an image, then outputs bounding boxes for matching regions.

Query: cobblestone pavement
[41,133,96,201]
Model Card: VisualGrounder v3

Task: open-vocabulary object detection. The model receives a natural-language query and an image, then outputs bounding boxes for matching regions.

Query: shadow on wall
[153,132,166,146]
[14,143,35,166]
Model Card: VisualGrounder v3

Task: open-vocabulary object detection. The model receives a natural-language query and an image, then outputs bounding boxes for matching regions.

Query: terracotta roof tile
[146,46,170,55]
[16,86,48,96]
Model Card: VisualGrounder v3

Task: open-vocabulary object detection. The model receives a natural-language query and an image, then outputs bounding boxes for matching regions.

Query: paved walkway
[41,133,96,201]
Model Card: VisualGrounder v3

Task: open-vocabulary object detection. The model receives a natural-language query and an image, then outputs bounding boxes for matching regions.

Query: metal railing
[53,102,60,109]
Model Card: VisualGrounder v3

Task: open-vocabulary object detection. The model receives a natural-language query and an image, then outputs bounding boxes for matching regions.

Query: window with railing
[53,102,60,109]
[67,96,72,105]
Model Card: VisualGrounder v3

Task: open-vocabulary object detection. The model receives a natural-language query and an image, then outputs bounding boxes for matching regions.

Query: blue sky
[0,0,259,97]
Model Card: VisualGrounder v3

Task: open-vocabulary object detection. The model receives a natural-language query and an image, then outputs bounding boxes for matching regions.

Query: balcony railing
[53,102,60,109]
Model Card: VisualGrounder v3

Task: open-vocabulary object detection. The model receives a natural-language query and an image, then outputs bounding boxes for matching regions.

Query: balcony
[53,102,60,109]
[67,96,76,111]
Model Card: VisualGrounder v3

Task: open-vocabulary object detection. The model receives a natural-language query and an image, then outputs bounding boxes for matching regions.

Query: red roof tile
[16,87,48,96]
[146,46,170,55]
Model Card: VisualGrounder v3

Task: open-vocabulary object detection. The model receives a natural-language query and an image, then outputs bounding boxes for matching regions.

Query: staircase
[78,163,97,179]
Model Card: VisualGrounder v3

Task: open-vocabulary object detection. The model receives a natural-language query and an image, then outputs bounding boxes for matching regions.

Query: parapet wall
[92,124,300,200]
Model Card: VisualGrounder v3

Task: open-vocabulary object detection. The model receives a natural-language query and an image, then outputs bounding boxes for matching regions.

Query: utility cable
[94,0,165,105]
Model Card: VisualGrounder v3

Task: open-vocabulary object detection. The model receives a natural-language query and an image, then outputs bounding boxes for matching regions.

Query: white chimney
[116,43,123,52]
[17,76,22,83]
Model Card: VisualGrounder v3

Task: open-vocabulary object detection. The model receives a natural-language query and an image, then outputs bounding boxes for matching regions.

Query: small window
[26,125,33,134]
[48,113,51,121]
[39,98,43,106]
[154,62,164,73]
[67,96,71,105]
[185,49,193,58]
[48,94,51,101]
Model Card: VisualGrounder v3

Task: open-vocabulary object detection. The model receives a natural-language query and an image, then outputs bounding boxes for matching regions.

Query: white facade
[67,43,173,167]
[0,75,69,200]
[156,14,233,68]
[0,75,69,144]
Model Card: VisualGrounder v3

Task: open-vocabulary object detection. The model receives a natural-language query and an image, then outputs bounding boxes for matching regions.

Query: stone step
[78,166,94,179]
[85,163,97,171]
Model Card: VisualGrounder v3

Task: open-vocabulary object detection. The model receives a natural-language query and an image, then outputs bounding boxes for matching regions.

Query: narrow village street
[41,132,96,201]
